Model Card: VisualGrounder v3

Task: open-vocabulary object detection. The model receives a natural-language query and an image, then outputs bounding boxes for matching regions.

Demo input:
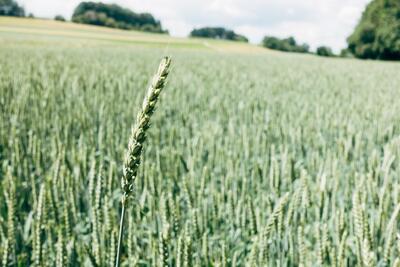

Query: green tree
[316,46,335,57]
[190,27,248,42]
[347,0,400,60]
[54,15,66,22]
[0,0,25,17]
[262,36,310,53]
[72,2,167,33]
[340,48,353,58]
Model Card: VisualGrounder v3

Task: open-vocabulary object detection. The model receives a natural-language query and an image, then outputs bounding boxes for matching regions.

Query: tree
[72,2,167,33]
[0,0,25,17]
[190,27,248,42]
[54,15,66,22]
[347,0,400,60]
[262,36,310,53]
[316,46,335,57]
[340,48,353,58]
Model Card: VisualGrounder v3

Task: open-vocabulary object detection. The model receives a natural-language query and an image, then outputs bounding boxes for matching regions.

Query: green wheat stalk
[115,57,172,267]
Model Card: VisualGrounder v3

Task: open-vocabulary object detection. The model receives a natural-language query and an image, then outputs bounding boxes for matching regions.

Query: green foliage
[0,0,24,17]
[262,36,309,53]
[347,0,400,60]
[316,46,335,57]
[190,27,248,42]
[54,15,65,22]
[72,1,167,33]
[340,48,353,58]
[1,31,400,266]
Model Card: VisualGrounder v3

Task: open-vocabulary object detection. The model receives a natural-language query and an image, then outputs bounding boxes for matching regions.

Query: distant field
[0,17,267,53]
[1,17,400,267]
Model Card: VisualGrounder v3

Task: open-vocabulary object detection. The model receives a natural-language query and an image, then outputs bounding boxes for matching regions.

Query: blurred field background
[1,16,400,267]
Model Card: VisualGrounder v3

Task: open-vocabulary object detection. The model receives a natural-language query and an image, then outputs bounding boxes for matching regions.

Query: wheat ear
[115,57,172,267]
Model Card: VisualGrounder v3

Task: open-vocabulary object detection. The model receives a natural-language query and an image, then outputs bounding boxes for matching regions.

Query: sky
[17,0,371,52]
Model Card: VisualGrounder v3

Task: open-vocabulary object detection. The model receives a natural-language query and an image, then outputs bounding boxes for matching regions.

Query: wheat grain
[383,203,400,264]
[159,228,169,267]
[262,192,290,241]
[1,239,9,267]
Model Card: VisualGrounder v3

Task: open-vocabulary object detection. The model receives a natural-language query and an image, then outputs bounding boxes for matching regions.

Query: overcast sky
[17,0,370,52]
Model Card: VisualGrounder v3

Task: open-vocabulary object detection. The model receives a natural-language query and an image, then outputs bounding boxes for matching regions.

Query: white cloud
[17,0,371,52]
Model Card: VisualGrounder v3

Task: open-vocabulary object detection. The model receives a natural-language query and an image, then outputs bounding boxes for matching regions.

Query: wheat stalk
[115,57,172,267]
[383,203,400,264]
[262,192,290,240]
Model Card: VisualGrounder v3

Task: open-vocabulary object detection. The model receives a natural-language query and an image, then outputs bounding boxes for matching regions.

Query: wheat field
[1,18,400,267]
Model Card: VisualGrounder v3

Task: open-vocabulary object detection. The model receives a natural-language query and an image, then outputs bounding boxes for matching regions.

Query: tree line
[0,0,167,34]
[261,36,337,57]
[71,2,167,34]
[190,27,248,42]
[191,0,400,60]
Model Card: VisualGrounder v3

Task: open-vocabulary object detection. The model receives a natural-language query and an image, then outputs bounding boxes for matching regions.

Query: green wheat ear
[121,56,172,202]
[115,57,172,267]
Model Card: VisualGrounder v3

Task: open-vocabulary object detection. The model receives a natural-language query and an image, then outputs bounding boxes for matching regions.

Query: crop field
[1,17,400,267]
